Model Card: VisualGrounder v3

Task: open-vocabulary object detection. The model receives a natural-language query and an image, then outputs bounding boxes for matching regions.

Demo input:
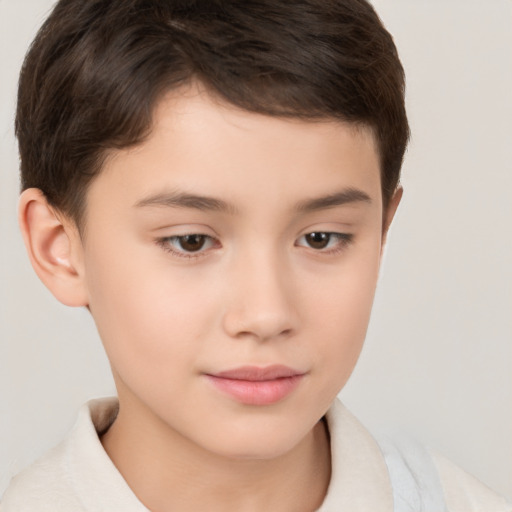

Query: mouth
[205,365,305,406]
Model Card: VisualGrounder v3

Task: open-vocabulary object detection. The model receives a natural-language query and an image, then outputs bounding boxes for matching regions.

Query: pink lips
[205,365,304,405]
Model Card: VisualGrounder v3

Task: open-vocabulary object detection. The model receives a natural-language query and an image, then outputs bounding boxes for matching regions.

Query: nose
[222,250,299,342]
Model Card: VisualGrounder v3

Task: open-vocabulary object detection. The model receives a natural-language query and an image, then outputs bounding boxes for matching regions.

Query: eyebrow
[135,187,372,214]
[135,191,238,214]
[295,187,372,212]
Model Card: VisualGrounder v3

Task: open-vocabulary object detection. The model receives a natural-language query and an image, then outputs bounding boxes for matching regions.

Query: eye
[157,234,218,257]
[296,232,353,252]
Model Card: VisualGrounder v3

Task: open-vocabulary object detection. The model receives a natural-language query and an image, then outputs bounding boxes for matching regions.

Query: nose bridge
[222,242,298,341]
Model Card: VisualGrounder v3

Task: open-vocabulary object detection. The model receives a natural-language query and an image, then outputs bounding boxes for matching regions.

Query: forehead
[87,86,382,221]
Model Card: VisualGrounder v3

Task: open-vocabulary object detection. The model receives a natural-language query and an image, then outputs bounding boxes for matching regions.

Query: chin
[192,413,315,461]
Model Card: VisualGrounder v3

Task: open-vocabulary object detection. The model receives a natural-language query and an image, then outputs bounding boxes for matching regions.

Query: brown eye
[296,232,353,253]
[304,232,331,249]
[178,234,207,252]
[157,233,218,258]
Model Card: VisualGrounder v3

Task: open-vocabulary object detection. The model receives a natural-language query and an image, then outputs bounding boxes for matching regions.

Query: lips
[205,365,305,406]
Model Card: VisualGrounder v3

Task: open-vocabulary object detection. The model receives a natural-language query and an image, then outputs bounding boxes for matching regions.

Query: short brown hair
[16,0,409,231]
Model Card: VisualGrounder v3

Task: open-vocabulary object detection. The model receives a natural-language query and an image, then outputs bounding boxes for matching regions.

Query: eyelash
[156,232,354,259]
[156,234,219,259]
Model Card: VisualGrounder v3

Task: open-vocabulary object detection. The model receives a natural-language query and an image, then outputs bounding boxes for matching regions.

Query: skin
[19,84,401,511]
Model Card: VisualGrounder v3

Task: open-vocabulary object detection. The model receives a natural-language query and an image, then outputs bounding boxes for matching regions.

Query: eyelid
[150,222,219,236]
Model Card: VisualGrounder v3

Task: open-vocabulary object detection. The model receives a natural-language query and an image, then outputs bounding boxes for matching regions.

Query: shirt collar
[318,398,393,511]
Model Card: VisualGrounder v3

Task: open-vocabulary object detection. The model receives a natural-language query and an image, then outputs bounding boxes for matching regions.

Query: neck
[101,394,331,512]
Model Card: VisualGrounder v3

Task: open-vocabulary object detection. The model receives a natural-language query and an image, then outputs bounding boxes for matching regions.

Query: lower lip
[205,374,303,405]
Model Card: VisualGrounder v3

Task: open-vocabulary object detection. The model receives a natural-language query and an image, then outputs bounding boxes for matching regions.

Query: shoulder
[377,433,511,512]
[326,399,511,512]
[431,451,512,512]
[1,397,122,512]
[1,439,84,511]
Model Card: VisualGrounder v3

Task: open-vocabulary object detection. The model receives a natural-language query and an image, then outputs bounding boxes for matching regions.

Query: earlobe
[18,188,89,307]
[382,185,403,248]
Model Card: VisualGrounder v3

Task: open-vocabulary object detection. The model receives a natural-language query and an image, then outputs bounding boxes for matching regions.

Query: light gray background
[1,0,511,500]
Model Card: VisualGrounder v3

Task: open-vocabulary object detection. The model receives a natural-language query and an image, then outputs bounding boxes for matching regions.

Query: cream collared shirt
[1,397,510,511]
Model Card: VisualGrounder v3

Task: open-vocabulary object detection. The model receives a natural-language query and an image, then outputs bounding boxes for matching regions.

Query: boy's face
[79,86,392,459]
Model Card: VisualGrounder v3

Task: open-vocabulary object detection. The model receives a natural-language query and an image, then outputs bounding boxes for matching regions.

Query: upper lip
[209,365,304,381]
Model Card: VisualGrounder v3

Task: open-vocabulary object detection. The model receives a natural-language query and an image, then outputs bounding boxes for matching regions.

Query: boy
[2,0,510,510]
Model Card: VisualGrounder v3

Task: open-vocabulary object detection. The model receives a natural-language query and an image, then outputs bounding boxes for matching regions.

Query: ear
[381,185,403,249]
[18,188,89,307]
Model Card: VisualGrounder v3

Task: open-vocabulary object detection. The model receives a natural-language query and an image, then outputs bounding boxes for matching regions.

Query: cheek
[84,243,220,381]
[306,242,381,386]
